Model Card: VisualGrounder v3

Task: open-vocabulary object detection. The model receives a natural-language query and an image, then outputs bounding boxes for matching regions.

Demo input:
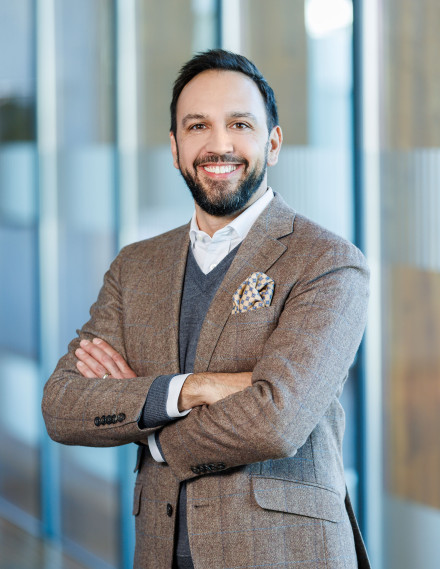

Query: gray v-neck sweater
[175,245,239,564]
[179,245,239,373]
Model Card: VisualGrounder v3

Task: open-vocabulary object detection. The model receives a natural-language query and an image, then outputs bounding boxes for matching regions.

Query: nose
[204,126,234,156]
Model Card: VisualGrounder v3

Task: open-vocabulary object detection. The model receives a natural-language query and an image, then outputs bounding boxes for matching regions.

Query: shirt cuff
[148,432,166,463]
[166,373,193,417]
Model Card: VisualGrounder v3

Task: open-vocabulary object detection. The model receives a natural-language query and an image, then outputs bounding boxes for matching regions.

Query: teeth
[203,164,238,174]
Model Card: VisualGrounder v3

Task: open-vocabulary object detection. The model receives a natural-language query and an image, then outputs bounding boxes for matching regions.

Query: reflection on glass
[0,0,40,521]
[305,0,353,38]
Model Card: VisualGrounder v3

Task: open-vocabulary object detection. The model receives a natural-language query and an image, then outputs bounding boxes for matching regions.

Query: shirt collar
[189,187,274,245]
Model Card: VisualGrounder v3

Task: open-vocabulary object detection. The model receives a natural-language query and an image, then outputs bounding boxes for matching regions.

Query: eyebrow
[228,112,258,122]
[181,111,258,127]
[181,113,208,127]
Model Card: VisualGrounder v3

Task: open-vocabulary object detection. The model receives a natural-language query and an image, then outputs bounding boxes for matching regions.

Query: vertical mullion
[215,0,222,48]
[115,0,139,249]
[352,0,366,529]
[357,0,384,567]
[219,0,242,52]
[36,0,61,541]
[115,1,138,567]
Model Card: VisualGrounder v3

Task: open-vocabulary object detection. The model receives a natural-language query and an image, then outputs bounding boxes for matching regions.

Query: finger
[78,340,122,377]
[76,344,120,377]
[75,347,111,378]
[92,338,136,377]
[76,360,99,379]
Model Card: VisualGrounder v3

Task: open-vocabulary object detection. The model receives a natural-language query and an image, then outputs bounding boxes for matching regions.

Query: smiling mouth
[201,164,240,174]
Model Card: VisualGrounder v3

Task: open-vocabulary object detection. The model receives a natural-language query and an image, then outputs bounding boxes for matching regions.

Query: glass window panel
[375,1,440,567]
[60,446,119,564]
[0,0,40,521]
[0,2,35,143]
[53,1,118,565]
[55,0,115,147]
[0,354,40,518]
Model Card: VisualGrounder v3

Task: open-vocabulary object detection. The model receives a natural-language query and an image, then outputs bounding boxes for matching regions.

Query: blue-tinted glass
[0,0,40,521]
[53,1,119,565]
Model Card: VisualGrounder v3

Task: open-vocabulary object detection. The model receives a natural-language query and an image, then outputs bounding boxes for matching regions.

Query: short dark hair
[170,49,279,136]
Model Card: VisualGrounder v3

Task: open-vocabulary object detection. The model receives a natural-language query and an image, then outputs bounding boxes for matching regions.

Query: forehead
[176,69,267,122]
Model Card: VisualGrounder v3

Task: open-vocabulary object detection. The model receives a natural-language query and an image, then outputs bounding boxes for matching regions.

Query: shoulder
[116,223,189,262]
[278,211,369,282]
[103,224,189,285]
[293,213,365,259]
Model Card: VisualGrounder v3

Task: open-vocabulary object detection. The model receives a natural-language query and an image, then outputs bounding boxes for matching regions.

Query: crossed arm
[43,233,369,482]
[75,337,252,412]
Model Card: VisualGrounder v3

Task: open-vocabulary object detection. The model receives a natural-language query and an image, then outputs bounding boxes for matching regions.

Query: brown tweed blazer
[42,193,369,569]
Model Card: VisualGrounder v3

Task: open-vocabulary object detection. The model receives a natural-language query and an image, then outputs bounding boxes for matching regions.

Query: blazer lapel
[193,193,296,373]
[167,225,191,372]
[128,223,189,376]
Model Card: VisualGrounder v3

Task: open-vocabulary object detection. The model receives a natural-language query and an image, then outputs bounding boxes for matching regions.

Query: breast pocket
[209,306,278,372]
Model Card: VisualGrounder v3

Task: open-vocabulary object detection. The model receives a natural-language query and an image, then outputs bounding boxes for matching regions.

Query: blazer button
[100,415,106,426]
[166,503,173,517]
[191,466,200,474]
[106,415,113,425]
[217,463,226,470]
[94,417,101,427]
[117,413,126,423]
[111,414,117,423]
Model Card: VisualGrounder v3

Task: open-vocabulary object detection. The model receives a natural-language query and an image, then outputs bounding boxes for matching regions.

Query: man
[42,49,370,569]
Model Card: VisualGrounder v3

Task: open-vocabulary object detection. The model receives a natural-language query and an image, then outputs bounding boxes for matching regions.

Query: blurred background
[0,0,439,568]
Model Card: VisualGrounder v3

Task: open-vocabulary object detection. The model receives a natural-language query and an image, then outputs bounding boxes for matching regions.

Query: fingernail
[76,348,84,356]
[93,338,102,344]
[80,339,89,347]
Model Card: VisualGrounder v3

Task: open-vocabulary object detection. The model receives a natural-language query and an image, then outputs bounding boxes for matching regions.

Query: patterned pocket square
[232,272,275,314]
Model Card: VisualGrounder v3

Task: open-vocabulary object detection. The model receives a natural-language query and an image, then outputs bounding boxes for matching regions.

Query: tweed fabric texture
[42,193,370,569]
[140,247,238,433]
[231,271,274,314]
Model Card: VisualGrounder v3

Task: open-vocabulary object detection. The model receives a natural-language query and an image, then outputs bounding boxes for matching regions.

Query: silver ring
[102,372,110,380]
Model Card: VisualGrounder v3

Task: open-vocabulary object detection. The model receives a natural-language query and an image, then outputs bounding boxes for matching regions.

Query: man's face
[170,70,281,217]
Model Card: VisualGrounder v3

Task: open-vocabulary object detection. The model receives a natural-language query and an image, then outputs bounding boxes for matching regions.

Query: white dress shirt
[148,188,274,461]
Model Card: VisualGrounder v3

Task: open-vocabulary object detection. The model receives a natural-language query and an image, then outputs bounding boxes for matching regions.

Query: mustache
[193,154,249,168]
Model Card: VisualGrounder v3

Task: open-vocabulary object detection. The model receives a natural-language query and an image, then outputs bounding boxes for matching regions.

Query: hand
[178,372,253,411]
[75,338,137,379]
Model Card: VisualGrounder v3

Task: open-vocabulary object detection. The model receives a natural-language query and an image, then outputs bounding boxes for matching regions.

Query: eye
[231,122,250,130]
[189,123,206,131]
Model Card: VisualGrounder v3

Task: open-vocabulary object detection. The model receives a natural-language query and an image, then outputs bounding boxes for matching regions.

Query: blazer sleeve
[41,249,160,447]
[157,240,370,481]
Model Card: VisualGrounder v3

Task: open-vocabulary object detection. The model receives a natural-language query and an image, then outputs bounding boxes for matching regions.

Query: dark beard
[178,150,268,217]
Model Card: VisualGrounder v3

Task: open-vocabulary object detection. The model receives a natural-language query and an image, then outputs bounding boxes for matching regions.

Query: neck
[195,185,267,237]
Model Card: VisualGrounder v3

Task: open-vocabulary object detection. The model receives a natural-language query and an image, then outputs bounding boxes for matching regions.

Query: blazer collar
[193,193,296,373]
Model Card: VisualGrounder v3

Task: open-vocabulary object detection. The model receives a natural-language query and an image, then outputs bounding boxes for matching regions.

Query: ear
[170,131,180,170]
[267,126,283,167]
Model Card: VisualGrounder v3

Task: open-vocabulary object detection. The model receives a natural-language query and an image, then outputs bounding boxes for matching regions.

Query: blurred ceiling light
[305,0,353,37]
